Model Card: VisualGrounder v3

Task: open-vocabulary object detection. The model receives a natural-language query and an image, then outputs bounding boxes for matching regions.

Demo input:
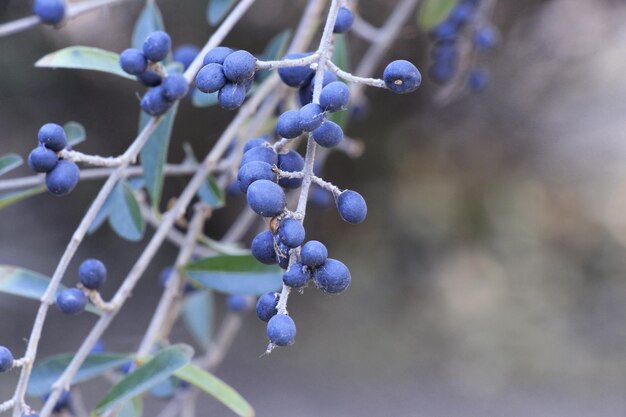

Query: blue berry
[173,44,200,69]
[44,390,71,413]
[267,314,296,346]
[45,160,80,196]
[298,70,337,105]
[277,150,304,189]
[0,346,14,372]
[227,295,251,312]
[256,292,278,321]
[428,62,456,85]
[275,240,290,269]
[137,70,162,87]
[313,258,351,293]
[38,123,67,152]
[28,146,58,173]
[430,21,458,41]
[311,120,343,148]
[276,110,303,139]
[337,189,367,224]
[283,263,310,288]
[78,258,107,290]
[222,50,257,83]
[142,31,171,62]
[195,63,227,94]
[278,219,305,248]
[162,74,189,101]
[56,288,87,315]
[333,7,355,33]
[319,81,350,112]
[300,240,327,268]
[277,53,315,87]
[468,69,488,92]
[33,0,65,24]
[474,26,497,49]
[140,87,173,116]
[240,145,278,166]
[119,49,147,75]
[383,60,422,94]
[237,161,276,193]
[243,137,269,153]
[246,180,286,217]
[309,184,333,208]
[91,340,106,354]
[251,231,277,265]
[203,47,235,65]
[449,4,474,24]
[299,103,325,132]
[218,82,246,110]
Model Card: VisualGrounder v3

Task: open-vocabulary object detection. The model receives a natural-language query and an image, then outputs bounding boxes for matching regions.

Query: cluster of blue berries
[32,0,65,25]
[27,123,80,196]
[56,259,107,315]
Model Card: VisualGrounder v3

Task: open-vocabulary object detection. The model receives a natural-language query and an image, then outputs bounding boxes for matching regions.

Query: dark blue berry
[283,263,310,288]
[333,7,354,33]
[78,258,107,290]
[309,184,333,208]
[384,60,421,94]
[38,123,67,152]
[428,62,456,85]
[33,0,65,24]
[251,231,277,265]
[0,346,13,372]
[162,74,189,101]
[240,145,278,166]
[237,161,276,193]
[275,240,290,269]
[28,146,58,173]
[468,69,488,92]
[277,150,304,189]
[313,258,351,293]
[449,3,474,24]
[203,47,234,65]
[277,52,315,87]
[173,44,200,69]
[256,292,278,321]
[142,31,171,62]
[276,110,303,139]
[195,63,227,94]
[474,26,497,49]
[319,81,350,112]
[222,50,257,83]
[267,314,296,346]
[311,120,343,148]
[337,189,367,224]
[45,160,79,196]
[137,70,163,87]
[56,288,87,315]
[299,103,325,132]
[227,295,251,312]
[90,340,106,354]
[140,87,173,116]
[243,137,269,153]
[430,21,458,41]
[300,240,327,268]
[218,82,246,110]
[298,70,337,105]
[246,180,286,217]
[278,219,305,248]
[119,49,147,75]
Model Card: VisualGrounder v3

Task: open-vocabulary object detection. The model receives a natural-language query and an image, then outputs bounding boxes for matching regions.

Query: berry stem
[255,53,320,70]
[326,60,387,88]
[59,149,124,167]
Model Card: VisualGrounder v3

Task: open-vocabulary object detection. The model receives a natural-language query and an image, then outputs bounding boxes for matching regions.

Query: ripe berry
[28,146,58,173]
[309,184,333,208]
[218,82,246,110]
[428,62,456,85]
[311,120,343,148]
[140,87,173,116]
[337,190,367,224]
[251,231,277,265]
[243,137,269,153]
[277,53,315,87]
[277,150,304,189]
[142,31,171,62]
[430,21,458,42]
[278,219,305,248]
[137,70,163,87]
[33,0,65,25]
[276,110,303,139]
[300,240,328,268]
[119,49,147,75]
[91,340,106,354]
[56,288,87,315]
[195,63,227,93]
[0,346,14,372]
[45,160,80,196]
[78,258,107,290]
[246,180,286,217]
[468,69,488,92]
[299,103,325,132]
[203,46,235,65]
[313,258,351,293]
[222,50,257,83]
[383,60,422,94]
[298,70,337,105]
[241,145,278,167]
[474,26,497,49]
[267,314,296,346]
[162,74,189,101]
[227,295,251,312]
[283,263,310,288]
[237,161,276,193]
[275,240,290,269]
[38,123,67,152]
[256,292,279,321]
[333,7,355,33]
[319,81,350,112]
[449,3,474,24]
[173,44,200,70]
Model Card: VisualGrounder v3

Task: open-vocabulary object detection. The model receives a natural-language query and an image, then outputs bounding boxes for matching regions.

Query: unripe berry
[78,258,107,290]
[251,231,277,265]
[267,314,296,346]
[333,7,355,33]
[45,160,80,196]
[256,292,278,321]
[28,146,58,173]
[383,60,422,94]
[119,49,148,75]
[313,258,351,294]
[0,346,14,372]
[56,288,87,315]
[246,180,286,217]
[195,63,227,94]
[38,123,67,152]
[218,82,246,110]
[142,31,171,62]
[33,0,65,25]
[276,110,303,139]
[203,46,235,65]
[300,240,328,268]
[222,50,257,83]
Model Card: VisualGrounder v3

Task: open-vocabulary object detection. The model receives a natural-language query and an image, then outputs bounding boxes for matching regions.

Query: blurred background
[3,0,626,415]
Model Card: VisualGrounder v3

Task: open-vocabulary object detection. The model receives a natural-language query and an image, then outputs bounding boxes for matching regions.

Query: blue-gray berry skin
[218,82,246,110]
[277,52,315,87]
[91,340,106,354]
[240,145,278,167]
[162,74,189,101]
[28,146,58,173]
[283,263,310,288]
[337,190,367,224]
[137,70,163,87]
[251,231,277,265]
[468,69,488,92]
[222,50,257,83]
[173,44,200,70]
[38,123,67,152]
[300,240,328,268]
[319,81,350,112]
[33,0,65,24]
[119,49,148,75]
[0,346,14,372]
[56,288,87,315]
[298,70,337,105]
[276,110,303,139]
[140,87,173,116]
[256,292,279,322]
[313,258,351,294]
[195,63,227,93]
[299,103,325,132]
[383,60,422,94]
[142,31,171,62]
[277,150,304,189]
[333,7,355,33]
[474,26,497,50]
[278,219,305,248]
[243,137,269,153]
[246,180,286,217]
[203,46,235,65]
[227,295,251,312]
[311,120,343,148]
[237,161,277,193]
[45,160,80,196]
[275,240,290,269]
[79,259,107,290]
[266,314,296,346]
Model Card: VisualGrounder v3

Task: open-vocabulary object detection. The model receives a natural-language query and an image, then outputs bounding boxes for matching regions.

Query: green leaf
[0,154,23,177]
[207,0,237,26]
[184,255,282,295]
[0,265,101,315]
[35,47,134,80]
[0,186,46,211]
[95,345,193,414]
[332,34,350,72]
[182,291,214,349]
[148,377,177,399]
[27,353,130,397]
[132,1,165,50]
[329,105,349,129]
[64,122,87,147]
[191,89,219,108]
[108,180,145,241]
[174,364,254,417]
[118,397,143,417]
[417,0,459,31]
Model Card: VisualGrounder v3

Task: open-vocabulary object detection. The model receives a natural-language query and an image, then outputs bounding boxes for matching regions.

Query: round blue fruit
[300,240,328,268]
[278,218,305,248]
[203,46,235,65]
[278,52,315,87]
[140,87,173,116]
[283,263,310,288]
[237,161,276,193]
[256,292,279,322]
[428,62,456,85]
[0,346,14,372]
[267,314,296,346]
[313,258,351,293]
[119,49,147,75]
[227,295,251,312]
[311,120,343,148]
[218,82,246,110]
[430,20,458,42]
[474,26,497,49]
[38,123,67,152]
[251,231,277,265]
[277,150,304,189]
[45,160,80,196]
[246,180,286,217]
[275,240,290,269]
[33,0,65,24]
[299,103,325,132]
[337,189,367,224]
[298,70,337,105]
[222,50,257,83]
[195,63,227,93]
[319,81,350,112]
[137,70,162,87]
[468,69,488,92]
[28,146,58,173]
[91,340,106,354]
[173,44,200,70]
[309,184,333,208]
[56,288,87,315]
[240,145,278,167]
[44,390,71,413]
[79,258,107,290]
[142,31,171,62]
[243,137,269,153]
[162,74,189,101]
[276,110,303,139]
[383,60,422,94]
[333,6,355,33]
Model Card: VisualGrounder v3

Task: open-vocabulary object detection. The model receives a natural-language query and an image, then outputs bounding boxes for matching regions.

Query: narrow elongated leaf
[108,181,145,241]
[64,122,86,147]
[184,255,282,295]
[149,377,177,399]
[191,89,218,108]
[174,364,254,417]
[0,186,45,210]
[35,47,134,80]
[207,0,237,26]
[95,345,193,414]
[132,1,165,50]
[417,0,459,31]
[118,397,142,417]
[332,34,350,71]
[27,353,130,397]
[0,154,23,177]
[182,291,214,349]
[87,190,113,234]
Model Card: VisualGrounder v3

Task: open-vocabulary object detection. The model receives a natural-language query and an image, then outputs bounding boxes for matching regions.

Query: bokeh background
[3,0,626,415]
